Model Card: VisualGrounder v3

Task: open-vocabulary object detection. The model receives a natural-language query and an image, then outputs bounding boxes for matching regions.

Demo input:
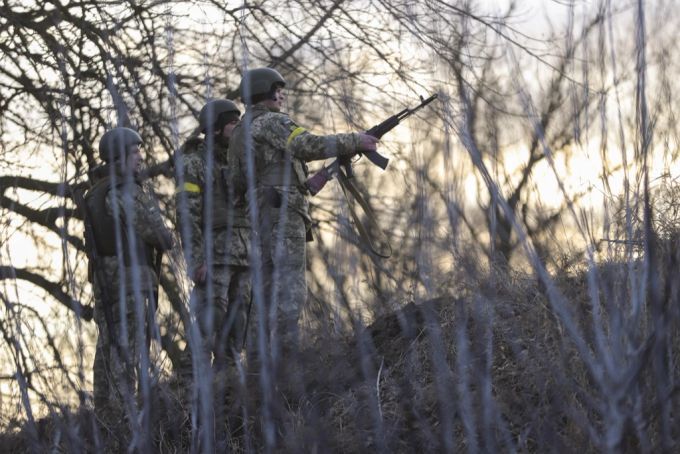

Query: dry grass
[3,243,680,452]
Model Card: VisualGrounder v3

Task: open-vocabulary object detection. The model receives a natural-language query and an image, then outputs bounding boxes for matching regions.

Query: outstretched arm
[258,114,377,162]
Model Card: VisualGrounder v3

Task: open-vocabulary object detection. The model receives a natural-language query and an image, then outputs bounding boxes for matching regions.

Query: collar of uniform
[214,140,229,164]
[181,136,202,155]
[250,103,278,114]
[97,163,140,183]
[198,139,229,164]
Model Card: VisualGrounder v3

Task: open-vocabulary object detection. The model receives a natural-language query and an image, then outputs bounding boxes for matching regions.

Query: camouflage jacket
[92,172,172,296]
[228,104,361,223]
[175,138,250,269]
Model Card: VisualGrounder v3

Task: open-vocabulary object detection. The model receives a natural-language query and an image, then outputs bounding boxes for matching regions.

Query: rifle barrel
[306,91,439,194]
[415,93,438,110]
[396,93,438,121]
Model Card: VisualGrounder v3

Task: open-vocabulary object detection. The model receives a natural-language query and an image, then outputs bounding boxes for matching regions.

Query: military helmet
[238,67,286,102]
[98,127,142,163]
[198,99,240,133]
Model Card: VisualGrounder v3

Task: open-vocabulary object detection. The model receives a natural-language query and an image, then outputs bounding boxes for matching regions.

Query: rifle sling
[336,170,392,258]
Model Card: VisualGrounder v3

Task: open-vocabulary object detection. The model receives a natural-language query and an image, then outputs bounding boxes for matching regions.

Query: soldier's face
[125,145,142,173]
[221,119,239,140]
[264,87,285,112]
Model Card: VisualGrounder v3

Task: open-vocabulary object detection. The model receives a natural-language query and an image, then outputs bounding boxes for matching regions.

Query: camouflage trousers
[260,206,307,351]
[188,265,251,450]
[252,202,309,434]
[189,265,251,370]
[92,290,155,444]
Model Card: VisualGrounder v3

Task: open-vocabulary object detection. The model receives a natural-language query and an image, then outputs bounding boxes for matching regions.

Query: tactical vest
[188,141,249,229]
[245,107,308,192]
[84,176,154,267]
[213,163,249,229]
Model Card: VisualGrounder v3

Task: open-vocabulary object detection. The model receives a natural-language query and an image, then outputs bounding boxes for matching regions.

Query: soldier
[176,99,250,364]
[229,68,378,362]
[175,99,250,448]
[84,127,173,447]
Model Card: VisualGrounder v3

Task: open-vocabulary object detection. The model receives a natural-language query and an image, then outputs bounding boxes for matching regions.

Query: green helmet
[198,99,240,133]
[98,127,142,163]
[238,67,286,103]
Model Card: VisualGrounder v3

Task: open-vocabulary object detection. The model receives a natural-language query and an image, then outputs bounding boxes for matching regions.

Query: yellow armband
[176,182,201,194]
[286,127,307,146]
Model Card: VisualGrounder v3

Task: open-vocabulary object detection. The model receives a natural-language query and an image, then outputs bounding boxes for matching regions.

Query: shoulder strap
[337,170,392,258]
[84,177,118,256]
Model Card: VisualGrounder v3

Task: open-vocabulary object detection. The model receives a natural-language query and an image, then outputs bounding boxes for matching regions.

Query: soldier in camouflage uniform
[175,99,251,369]
[229,68,378,357]
[84,127,173,445]
[175,99,250,450]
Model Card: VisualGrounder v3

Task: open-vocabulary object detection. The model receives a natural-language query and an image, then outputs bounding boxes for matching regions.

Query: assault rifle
[306,93,438,195]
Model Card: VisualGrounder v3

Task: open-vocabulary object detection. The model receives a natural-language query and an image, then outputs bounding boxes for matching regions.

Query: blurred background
[2,0,680,451]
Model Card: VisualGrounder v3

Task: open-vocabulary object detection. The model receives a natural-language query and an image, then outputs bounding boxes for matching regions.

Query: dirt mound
[4,265,679,453]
